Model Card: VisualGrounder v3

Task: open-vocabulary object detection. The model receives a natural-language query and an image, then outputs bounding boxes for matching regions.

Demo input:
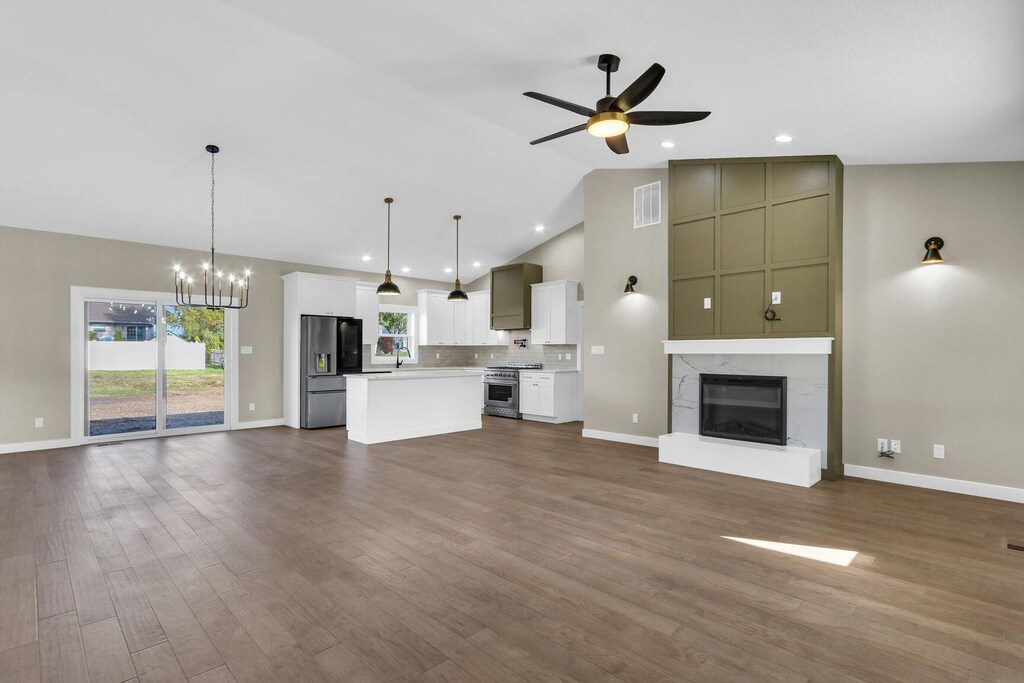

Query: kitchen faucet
[396,356,404,369]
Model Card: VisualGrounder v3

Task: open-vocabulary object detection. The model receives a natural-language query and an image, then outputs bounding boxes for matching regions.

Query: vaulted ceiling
[1,1,1021,276]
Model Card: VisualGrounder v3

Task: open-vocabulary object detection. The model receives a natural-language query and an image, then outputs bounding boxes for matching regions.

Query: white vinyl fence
[89,336,207,371]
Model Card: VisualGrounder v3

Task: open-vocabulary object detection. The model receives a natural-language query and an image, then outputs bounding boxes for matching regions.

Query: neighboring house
[87,303,157,341]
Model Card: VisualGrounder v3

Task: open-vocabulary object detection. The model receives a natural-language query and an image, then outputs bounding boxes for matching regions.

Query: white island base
[346,371,483,445]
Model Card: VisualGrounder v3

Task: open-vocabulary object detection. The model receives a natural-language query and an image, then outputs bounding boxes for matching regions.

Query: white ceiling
[1,1,1022,277]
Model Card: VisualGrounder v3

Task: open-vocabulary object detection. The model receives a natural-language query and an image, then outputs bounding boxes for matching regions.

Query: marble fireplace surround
[663,338,833,471]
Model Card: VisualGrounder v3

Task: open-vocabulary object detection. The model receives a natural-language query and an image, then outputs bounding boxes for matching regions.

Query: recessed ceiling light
[361,254,371,261]
[661,141,675,149]
[444,267,453,274]
[774,134,793,143]
[401,266,410,273]
[535,225,545,232]
[472,261,481,268]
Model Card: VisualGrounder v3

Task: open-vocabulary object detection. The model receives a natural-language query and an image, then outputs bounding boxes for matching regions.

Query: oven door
[483,378,518,408]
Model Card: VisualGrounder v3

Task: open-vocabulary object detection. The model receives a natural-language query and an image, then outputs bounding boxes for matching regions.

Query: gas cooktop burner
[486,362,542,371]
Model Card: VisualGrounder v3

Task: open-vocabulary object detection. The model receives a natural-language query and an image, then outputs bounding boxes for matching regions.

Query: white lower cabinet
[519,371,579,423]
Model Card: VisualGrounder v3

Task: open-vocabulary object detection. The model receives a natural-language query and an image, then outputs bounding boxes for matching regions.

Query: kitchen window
[373,304,417,364]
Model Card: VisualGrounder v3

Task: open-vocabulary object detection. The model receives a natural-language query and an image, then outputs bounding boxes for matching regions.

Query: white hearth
[661,338,833,487]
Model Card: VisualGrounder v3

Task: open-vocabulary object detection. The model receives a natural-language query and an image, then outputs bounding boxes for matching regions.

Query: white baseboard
[844,464,1024,504]
[0,438,75,455]
[582,429,659,448]
[233,418,287,430]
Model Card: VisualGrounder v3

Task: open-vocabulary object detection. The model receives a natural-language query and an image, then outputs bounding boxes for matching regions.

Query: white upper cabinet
[292,273,358,317]
[469,292,501,345]
[419,289,503,346]
[530,280,580,345]
[355,285,379,349]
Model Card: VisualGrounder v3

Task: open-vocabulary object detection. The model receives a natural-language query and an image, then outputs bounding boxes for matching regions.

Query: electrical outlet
[890,439,901,454]
[490,353,494,359]
[558,353,562,360]
[248,403,255,412]
[34,417,44,428]
[435,352,440,359]
[473,353,478,359]
[877,438,888,453]
[566,352,572,360]
[632,413,639,424]
[591,345,605,355]
[703,297,712,309]
[933,444,945,459]
[771,291,782,304]
[240,345,253,355]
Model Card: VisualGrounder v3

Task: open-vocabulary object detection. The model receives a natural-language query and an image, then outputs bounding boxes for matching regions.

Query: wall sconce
[623,275,638,294]
[922,237,944,264]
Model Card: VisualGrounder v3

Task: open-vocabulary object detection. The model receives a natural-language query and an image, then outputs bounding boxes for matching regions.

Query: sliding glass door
[87,301,159,436]
[82,295,230,440]
[163,305,225,429]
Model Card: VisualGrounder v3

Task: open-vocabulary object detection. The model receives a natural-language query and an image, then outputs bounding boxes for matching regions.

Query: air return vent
[633,181,661,229]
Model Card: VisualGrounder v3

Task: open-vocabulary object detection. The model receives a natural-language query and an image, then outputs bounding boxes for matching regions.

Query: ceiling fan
[523,54,710,154]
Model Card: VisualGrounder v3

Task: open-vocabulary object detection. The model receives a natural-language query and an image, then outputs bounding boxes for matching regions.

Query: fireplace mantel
[662,337,833,355]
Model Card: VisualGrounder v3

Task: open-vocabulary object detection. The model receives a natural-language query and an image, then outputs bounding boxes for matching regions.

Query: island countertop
[346,369,484,381]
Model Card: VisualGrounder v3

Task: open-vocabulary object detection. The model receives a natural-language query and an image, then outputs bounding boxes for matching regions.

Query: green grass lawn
[89,367,224,396]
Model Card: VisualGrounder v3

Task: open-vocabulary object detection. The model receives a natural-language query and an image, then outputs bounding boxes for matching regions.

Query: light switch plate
[248,403,255,411]
[566,352,572,360]
[703,297,712,309]
[771,291,782,304]
[591,345,605,355]
[34,417,44,428]
[240,346,253,355]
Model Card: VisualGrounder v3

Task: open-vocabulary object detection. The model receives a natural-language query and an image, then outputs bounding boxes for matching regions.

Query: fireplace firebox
[699,374,787,446]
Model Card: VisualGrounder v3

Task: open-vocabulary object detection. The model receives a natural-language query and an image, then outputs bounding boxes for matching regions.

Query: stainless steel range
[483,362,542,419]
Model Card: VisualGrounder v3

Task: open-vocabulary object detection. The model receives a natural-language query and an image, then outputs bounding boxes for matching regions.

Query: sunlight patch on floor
[722,536,858,567]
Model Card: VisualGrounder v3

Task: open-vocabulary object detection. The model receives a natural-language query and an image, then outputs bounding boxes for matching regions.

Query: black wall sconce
[623,275,638,294]
[922,237,944,264]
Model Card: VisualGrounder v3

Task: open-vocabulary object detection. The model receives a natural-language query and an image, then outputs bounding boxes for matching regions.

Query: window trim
[372,303,418,364]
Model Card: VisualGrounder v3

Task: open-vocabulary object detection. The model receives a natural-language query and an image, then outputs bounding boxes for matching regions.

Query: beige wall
[583,169,669,439]
[466,223,584,293]
[0,224,449,446]
[843,162,1024,488]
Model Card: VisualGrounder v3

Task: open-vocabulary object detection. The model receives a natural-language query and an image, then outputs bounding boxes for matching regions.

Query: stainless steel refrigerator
[299,315,362,428]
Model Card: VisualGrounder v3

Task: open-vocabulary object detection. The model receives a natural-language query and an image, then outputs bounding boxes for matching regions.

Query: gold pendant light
[447,214,469,302]
[376,197,401,295]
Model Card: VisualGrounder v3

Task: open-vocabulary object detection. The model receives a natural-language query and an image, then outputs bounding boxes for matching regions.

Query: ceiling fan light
[587,112,629,138]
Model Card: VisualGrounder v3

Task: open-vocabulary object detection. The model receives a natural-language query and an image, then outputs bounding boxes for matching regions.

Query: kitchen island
[345,369,484,444]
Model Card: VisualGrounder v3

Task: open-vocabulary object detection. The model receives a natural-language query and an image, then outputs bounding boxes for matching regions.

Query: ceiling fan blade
[606,134,629,155]
[628,111,711,126]
[610,63,665,112]
[523,92,596,117]
[529,123,588,145]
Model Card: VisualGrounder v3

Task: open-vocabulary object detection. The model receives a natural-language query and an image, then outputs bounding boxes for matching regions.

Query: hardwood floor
[2,418,1024,682]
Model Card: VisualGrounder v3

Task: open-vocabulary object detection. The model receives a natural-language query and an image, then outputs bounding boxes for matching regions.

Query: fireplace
[700,374,787,446]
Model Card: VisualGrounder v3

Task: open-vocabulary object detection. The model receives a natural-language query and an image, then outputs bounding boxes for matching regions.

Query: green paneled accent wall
[668,156,842,340]
[667,155,844,479]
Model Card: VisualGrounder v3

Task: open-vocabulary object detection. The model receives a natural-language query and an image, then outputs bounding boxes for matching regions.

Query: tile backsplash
[362,339,578,370]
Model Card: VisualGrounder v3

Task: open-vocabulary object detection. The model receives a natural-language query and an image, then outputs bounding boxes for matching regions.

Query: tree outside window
[376,309,414,360]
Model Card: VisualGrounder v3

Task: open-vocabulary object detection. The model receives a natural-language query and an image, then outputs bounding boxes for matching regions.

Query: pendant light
[447,214,469,301]
[173,145,250,309]
[376,197,401,296]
